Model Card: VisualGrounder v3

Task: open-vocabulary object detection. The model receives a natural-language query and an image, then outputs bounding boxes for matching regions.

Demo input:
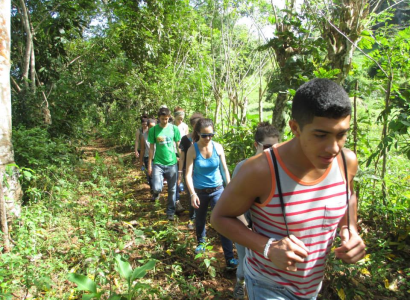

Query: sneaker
[187,221,194,230]
[175,200,184,214]
[167,214,174,221]
[226,258,239,271]
[151,193,160,202]
[233,280,245,299]
[195,244,206,254]
[163,179,167,186]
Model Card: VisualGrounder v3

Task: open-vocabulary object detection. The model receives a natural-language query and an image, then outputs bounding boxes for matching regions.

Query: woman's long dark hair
[192,118,214,142]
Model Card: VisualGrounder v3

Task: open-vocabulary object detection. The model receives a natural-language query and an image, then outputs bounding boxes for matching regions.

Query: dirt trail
[86,139,239,299]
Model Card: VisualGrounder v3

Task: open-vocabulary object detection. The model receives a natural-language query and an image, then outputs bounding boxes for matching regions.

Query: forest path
[81,138,239,299]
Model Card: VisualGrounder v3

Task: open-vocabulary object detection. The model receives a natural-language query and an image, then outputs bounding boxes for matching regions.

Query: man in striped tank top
[211,79,366,300]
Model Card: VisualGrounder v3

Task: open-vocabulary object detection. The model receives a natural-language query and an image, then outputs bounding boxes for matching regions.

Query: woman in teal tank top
[185,118,238,271]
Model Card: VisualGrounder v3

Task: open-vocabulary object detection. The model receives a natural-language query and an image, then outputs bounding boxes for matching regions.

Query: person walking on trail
[135,115,149,159]
[185,118,239,271]
[231,122,280,299]
[140,118,157,192]
[211,78,366,300]
[178,112,203,230]
[173,106,189,211]
[174,106,189,137]
[148,107,181,221]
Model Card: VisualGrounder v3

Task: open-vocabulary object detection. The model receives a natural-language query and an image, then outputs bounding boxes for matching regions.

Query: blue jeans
[143,157,152,189]
[152,163,177,216]
[176,171,180,200]
[183,170,196,221]
[235,243,246,281]
[245,274,317,300]
[195,188,234,262]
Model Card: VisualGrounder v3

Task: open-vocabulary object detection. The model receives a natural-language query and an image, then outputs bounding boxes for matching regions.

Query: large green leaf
[131,260,156,281]
[67,273,97,293]
[115,255,132,280]
[107,294,127,300]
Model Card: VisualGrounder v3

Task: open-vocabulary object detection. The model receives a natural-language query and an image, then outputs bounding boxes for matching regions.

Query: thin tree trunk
[271,93,288,137]
[353,80,358,154]
[258,86,263,123]
[380,76,392,204]
[0,177,10,252]
[19,0,33,87]
[30,45,36,92]
[1,0,21,251]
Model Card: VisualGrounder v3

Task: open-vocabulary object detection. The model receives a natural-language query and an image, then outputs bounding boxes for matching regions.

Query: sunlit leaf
[337,288,346,300]
[67,273,97,293]
[115,255,132,281]
[131,260,156,281]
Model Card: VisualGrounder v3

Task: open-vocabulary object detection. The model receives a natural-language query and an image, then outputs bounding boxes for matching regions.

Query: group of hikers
[134,79,366,300]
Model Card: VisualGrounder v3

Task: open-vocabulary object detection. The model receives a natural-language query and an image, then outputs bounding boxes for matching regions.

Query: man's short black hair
[291,78,351,129]
[158,107,171,117]
[254,122,280,143]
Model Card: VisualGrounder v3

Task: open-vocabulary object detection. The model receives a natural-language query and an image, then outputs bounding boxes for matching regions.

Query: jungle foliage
[3,0,410,299]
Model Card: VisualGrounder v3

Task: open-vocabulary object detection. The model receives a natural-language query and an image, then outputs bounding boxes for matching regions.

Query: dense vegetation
[1,0,410,299]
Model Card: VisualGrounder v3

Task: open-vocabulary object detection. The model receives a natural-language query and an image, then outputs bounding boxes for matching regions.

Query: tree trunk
[213,90,221,124]
[19,0,33,87]
[0,176,10,252]
[271,92,288,137]
[353,80,358,154]
[258,86,263,123]
[380,76,392,205]
[0,0,23,227]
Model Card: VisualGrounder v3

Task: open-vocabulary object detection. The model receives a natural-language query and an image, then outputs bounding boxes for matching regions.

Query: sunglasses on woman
[199,133,215,138]
[258,142,273,150]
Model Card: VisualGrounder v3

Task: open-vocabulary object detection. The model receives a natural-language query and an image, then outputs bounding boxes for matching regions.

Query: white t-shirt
[177,122,189,137]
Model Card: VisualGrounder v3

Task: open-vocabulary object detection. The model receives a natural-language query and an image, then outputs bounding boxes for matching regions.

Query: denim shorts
[245,274,317,300]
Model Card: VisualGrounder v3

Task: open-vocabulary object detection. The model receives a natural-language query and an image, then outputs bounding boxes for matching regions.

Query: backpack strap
[269,148,290,238]
[340,150,350,232]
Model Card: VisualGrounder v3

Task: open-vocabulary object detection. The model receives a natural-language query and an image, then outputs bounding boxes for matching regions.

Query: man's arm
[178,150,185,185]
[335,149,366,263]
[185,146,200,208]
[135,130,140,158]
[147,143,155,177]
[211,154,309,271]
[217,143,231,184]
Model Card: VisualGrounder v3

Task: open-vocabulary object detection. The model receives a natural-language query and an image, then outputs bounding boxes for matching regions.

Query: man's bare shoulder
[226,152,272,199]
[342,148,358,176]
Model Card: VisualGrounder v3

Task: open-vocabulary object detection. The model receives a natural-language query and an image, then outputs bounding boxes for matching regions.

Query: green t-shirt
[148,124,181,166]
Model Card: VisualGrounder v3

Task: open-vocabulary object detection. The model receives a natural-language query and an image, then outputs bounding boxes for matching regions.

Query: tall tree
[307,0,384,84]
[0,0,22,251]
[265,1,323,134]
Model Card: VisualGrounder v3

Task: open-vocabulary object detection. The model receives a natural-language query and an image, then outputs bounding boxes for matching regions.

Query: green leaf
[204,258,211,268]
[208,266,216,278]
[82,293,98,300]
[67,273,97,293]
[131,260,156,281]
[107,294,126,300]
[132,282,151,293]
[115,255,132,280]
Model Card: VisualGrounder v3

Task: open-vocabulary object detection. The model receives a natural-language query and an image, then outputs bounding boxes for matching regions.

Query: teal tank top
[193,141,223,189]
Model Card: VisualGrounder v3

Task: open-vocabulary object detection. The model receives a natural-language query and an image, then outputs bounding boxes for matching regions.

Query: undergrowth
[1,139,409,299]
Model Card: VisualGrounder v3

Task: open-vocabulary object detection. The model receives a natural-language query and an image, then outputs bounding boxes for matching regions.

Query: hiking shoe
[195,244,206,254]
[151,193,160,202]
[175,200,184,214]
[187,221,194,230]
[226,258,239,271]
[167,214,174,221]
[233,280,245,299]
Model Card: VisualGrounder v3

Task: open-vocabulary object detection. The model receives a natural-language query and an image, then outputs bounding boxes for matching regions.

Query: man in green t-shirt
[148,107,181,220]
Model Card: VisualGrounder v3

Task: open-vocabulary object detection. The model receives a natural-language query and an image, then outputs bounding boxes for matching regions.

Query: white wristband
[263,238,276,259]
[190,193,197,197]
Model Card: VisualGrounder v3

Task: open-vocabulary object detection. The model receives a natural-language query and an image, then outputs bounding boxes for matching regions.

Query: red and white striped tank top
[244,145,348,298]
